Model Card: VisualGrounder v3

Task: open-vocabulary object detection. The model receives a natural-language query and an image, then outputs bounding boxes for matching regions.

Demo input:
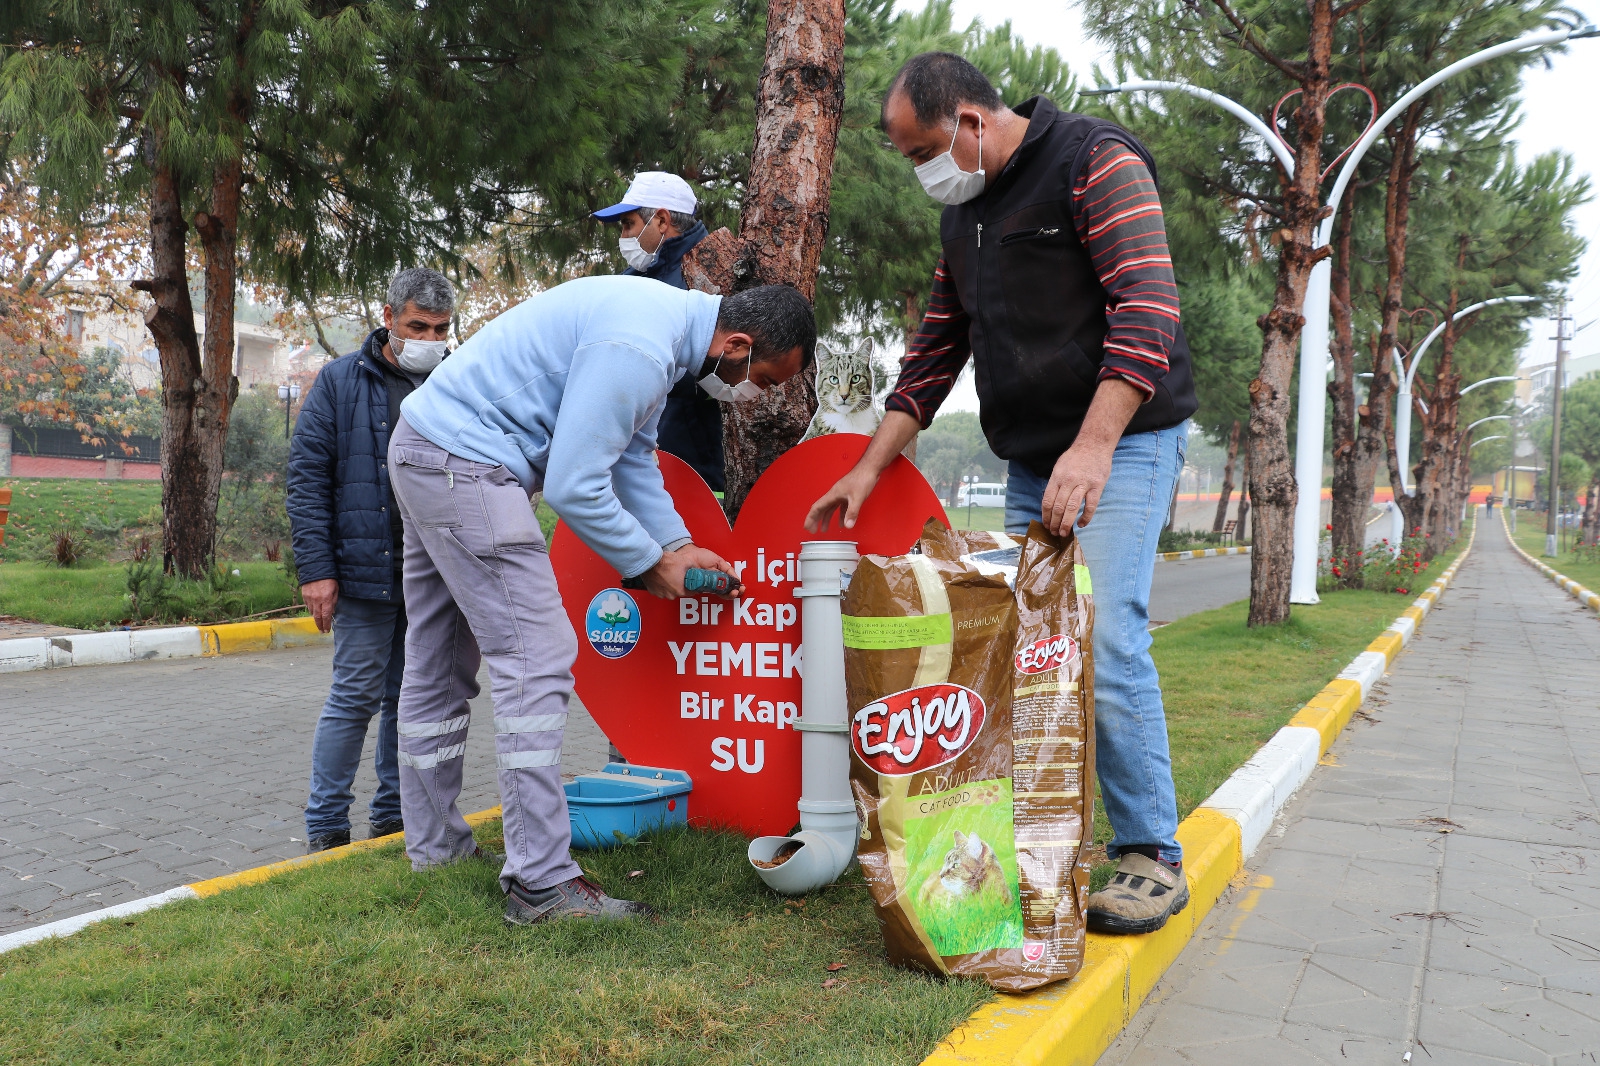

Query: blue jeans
[1005,422,1188,864]
[305,593,405,837]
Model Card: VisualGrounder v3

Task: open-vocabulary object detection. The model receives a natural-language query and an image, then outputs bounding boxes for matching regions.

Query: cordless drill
[623,567,738,597]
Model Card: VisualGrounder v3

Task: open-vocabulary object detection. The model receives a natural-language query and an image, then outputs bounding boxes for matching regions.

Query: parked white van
[955,482,1007,509]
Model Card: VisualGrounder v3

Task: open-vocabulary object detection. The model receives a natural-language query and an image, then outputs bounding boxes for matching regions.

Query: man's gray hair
[386,267,456,315]
[637,206,698,233]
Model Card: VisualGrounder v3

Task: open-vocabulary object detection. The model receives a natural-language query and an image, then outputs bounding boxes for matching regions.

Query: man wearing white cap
[593,172,722,492]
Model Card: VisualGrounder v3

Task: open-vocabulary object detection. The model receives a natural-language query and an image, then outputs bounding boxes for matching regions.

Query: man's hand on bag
[1041,442,1115,535]
[1040,378,1144,535]
[641,544,743,599]
[301,579,339,633]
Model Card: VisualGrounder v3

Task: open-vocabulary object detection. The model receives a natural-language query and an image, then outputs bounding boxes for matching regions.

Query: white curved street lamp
[1089,25,1592,604]
[1383,295,1541,547]
[1467,415,1512,433]
[1394,296,1540,493]
[1460,374,1523,396]
[1470,434,1507,448]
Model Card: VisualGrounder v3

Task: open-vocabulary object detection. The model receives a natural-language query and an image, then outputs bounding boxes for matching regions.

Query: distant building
[66,284,319,394]
[1518,350,1600,405]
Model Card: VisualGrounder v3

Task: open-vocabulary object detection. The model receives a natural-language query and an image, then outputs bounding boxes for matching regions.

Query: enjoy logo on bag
[1014,634,1076,675]
[852,683,986,776]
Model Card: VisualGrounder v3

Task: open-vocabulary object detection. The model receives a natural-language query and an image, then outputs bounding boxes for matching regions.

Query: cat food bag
[842,520,1095,992]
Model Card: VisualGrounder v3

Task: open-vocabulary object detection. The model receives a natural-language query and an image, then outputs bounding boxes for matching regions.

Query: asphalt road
[1148,552,1252,625]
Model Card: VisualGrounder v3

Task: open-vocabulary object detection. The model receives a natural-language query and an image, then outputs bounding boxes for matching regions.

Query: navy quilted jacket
[287,330,405,602]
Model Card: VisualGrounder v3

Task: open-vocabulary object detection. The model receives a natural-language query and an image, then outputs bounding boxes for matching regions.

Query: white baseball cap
[592,171,699,219]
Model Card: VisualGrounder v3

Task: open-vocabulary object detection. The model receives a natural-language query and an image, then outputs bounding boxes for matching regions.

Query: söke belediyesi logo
[585,588,641,659]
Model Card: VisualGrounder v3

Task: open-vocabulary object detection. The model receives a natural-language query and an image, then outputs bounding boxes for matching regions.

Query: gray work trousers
[388,417,582,893]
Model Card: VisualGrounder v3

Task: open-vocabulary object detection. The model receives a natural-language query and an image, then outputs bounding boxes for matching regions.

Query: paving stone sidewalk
[0,648,610,935]
[1103,512,1600,1065]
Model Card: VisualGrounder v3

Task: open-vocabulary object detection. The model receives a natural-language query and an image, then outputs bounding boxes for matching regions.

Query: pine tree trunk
[1236,444,1252,542]
[132,151,210,579]
[1211,419,1240,532]
[1326,195,1365,588]
[1350,105,1424,562]
[190,159,246,568]
[1242,0,1335,627]
[684,0,846,518]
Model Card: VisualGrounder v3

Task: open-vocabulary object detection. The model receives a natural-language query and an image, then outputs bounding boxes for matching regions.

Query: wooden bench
[1220,519,1236,546]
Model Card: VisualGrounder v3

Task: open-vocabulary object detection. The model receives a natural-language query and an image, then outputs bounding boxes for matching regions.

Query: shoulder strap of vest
[1065,121,1162,194]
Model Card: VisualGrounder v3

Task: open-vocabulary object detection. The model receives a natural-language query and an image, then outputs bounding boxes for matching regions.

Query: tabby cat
[917,830,1013,910]
[803,336,881,439]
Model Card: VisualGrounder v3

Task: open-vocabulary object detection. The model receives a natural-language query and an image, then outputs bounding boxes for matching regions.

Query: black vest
[940,97,1198,475]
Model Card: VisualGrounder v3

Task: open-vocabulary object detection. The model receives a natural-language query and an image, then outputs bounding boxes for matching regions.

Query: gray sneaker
[1086,853,1189,934]
[504,875,654,925]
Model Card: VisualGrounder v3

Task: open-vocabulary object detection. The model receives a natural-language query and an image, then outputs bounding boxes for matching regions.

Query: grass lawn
[0,531,1463,1061]
[1,477,162,564]
[0,827,989,1066]
[946,504,1005,531]
[1508,510,1600,593]
[0,559,299,630]
[0,476,555,628]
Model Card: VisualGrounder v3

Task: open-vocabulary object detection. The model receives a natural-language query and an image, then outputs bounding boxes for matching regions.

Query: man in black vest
[808,53,1199,935]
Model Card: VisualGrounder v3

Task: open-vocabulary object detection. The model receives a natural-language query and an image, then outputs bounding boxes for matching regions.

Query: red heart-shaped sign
[551,435,947,836]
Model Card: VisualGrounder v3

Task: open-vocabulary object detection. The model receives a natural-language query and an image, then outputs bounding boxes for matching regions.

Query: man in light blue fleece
[388,275,815,924]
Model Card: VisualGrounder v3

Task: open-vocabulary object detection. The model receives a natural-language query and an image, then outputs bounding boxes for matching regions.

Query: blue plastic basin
[565,763,692,850]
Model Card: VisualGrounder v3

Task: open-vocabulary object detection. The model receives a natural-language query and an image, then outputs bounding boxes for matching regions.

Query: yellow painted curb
[1288,679,1362,755]
[1366,629,1403,665]
[187,806,503,898]
[1501,509,1600,616]
[926,812,1241,1066]
[198,619,275,656]
[197,615,327,656]
[924,521,1477,1066]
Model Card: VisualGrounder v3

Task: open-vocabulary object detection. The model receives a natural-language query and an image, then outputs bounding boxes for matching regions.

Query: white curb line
[0,887,200,954]
[1194,517,1476,861]
[0,617,326,674]
[1501,509,1600,614]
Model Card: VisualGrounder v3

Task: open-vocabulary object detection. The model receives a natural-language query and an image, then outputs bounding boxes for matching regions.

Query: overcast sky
[904,0,1600,410]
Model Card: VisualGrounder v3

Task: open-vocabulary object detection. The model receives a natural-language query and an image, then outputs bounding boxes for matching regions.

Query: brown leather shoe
[504,875,654,925]
[1086,853,1189,934]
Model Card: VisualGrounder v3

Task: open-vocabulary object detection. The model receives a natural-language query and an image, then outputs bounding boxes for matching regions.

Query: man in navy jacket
[593,172,722,491]
[287,268,455,852]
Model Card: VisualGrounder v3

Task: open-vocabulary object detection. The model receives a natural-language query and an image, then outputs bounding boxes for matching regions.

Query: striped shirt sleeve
[1070,137,1181,401]
[884,256,971,429]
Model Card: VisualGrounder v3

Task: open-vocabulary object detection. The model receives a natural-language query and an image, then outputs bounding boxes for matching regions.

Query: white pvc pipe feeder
[748,540,861,894]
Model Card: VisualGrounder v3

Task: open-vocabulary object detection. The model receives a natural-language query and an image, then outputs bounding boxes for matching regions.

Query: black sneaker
[305,829,351,854]
[370,817,405,839]
[504,875,654,925]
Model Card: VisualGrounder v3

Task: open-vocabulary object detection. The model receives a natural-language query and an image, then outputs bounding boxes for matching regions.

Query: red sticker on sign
[851,683,986,777]
[1015,634,1077,675]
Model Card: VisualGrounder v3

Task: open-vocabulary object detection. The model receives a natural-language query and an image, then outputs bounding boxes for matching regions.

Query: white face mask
[697,349,764,403]
[914,115,986,205]
[619,218,662,271]
[391,336,447,374]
